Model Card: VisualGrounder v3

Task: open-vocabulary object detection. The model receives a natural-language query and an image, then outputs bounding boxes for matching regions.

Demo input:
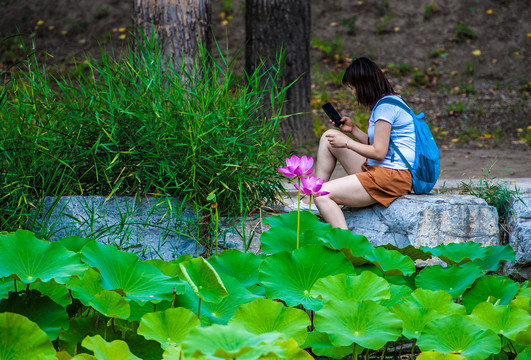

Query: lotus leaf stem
[508,339,518,355]
[352,343,357,360]
[13,279,17,292]
[499,335,503,360]
[411,339,417,358]
[380,342,388,360]
[198,297,202,319]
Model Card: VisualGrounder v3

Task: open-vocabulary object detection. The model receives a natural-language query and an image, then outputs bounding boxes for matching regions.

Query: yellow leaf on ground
[37,20,44,26]
[451,138,459,143]
[472,49,481,56]
[486,9,493,14]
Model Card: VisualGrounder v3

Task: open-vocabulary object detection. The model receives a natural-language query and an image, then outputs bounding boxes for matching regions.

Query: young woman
[312,57,415,229]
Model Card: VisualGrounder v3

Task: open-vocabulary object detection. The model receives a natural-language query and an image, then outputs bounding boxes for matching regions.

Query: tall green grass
[0,34,291,232]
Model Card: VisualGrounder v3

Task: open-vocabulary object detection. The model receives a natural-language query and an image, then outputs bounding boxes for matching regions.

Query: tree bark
[133,0,212,73]
[245,0,313,148]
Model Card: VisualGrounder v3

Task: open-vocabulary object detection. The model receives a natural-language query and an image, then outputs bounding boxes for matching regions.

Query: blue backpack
[376,97,440,194]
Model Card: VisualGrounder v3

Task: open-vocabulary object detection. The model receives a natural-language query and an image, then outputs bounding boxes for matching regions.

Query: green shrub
[0,34,291,231]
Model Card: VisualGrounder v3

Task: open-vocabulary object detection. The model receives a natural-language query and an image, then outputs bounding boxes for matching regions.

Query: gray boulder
[344,194,499,249]
[504,192,531,279]
[31,196,202,260]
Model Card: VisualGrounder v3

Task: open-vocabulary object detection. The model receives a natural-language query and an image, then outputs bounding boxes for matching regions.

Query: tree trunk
[133,0,212,74]
[245,0,313,148]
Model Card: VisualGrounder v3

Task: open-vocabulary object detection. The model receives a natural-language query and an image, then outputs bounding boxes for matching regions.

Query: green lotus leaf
[128,299,172,322]
[390,304,441,339]
[418,315,500,360]
[309,227,374,266]
[179,256,228,303]
[513,325,531,346]
[121,331,165,360]
[259,244,354,310]
[415,262,483,299]
[174,273,258,325]
[364,247,415,276]
[261,211,330,253]
[259,338,314,359]
[403,288,467,316]
[0,229,87,284]
[89,290,131,319]
[381,244,433,261]
[416,351,466,360]
[461,275,520,313]
[0,277,11,300]
[474,245,515,272]
[517,281,531,298]
[314,299,402,350]
[468,301,531,341]
[58,316,122,356]
[181,323,285,359]
[146,255,193,279]
[510,297,531,315]
[311,272,390,304]
[71,354,97,360]
[0,278,71,308]
[380,284,414,307]
[81,241,185,304]
[0,312,57,360]
[421,242,488,265]
[145,259,181,277]
[31,280,72,308]
[81,335,141,360]
[208,250,264,289]
[229,298,310,345]
[386,272,417,285]
[67,267,105,306]
[0,289,69,341]
[302,330,360,359]
[516,347,531,360]
[137,307,200,349]
[59,235,93,253]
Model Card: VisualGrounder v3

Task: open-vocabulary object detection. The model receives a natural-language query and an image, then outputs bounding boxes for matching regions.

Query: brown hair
[342,57,396,110]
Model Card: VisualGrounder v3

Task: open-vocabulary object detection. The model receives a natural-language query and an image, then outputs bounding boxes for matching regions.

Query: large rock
[31,196,202,260]
[344,194,499,249]
[504,192,531,280]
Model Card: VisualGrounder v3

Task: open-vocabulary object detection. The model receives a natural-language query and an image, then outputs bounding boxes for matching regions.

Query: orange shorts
[356,163,412,207]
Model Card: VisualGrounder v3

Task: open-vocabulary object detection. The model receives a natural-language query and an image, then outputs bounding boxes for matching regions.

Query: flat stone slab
[344,194,499,249]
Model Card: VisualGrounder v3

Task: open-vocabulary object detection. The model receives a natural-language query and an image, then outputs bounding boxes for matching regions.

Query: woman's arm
[325,120,391,161]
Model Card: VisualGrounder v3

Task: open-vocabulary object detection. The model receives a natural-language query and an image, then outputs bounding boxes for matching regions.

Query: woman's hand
[335,116,356,133]
[325,130,351,148]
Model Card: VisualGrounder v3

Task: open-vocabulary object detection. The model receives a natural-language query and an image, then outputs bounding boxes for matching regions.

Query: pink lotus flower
[294,176,329,196]
[277,155,314,179]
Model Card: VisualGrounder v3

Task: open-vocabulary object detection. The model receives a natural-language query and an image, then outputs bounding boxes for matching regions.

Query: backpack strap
[375,97,415,117]
[373,96,415,170]
[389,140,413,172]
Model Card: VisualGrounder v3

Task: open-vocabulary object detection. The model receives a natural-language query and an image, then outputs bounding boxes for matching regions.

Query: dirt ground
[1,0,530,179]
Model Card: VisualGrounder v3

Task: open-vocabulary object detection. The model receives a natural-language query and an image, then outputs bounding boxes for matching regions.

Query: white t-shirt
[366,95,415,170]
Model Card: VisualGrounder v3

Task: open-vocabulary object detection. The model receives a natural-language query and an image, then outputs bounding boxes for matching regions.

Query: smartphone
[322,102,343,127]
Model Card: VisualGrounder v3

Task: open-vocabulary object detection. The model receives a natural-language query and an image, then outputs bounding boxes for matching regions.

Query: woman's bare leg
[314,129,366,181]
[314,175,377,229]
